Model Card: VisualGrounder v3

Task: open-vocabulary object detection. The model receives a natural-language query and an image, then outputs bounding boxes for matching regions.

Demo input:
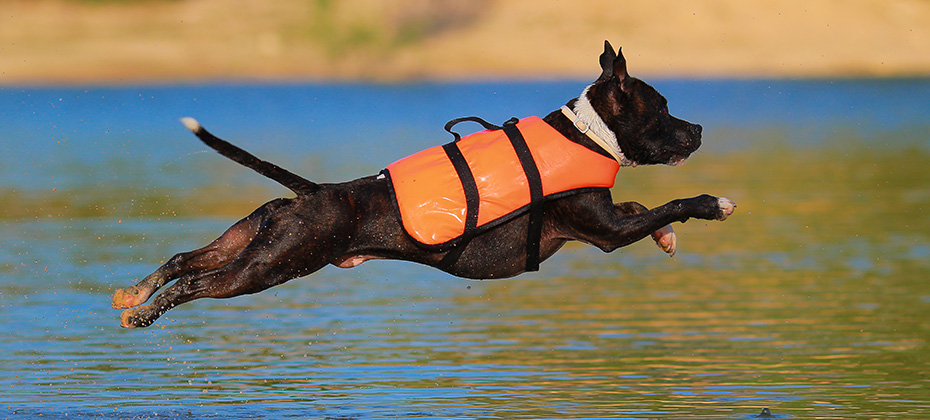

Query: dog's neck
[564,86,635,167]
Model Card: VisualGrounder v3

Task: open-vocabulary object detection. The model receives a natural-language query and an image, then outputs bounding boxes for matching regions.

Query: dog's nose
[684,123,702,151]
[690,123,702,137]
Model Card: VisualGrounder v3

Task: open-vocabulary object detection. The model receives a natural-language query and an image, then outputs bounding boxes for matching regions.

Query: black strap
[502,122,544,272]
[437,116,543,272]
[438,116,510,270]
[437,141,480,270]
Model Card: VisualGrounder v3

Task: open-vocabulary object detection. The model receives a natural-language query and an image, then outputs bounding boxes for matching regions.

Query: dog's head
[574,41,702,166]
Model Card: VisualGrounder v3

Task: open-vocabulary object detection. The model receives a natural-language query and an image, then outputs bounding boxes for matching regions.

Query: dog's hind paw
[717,197,736,221]
[652,224,677,257]
[112,287,141,309]
[112,284,154,309]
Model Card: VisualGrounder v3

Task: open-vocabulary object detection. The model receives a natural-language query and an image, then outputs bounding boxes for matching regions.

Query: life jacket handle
[444,116,519,142]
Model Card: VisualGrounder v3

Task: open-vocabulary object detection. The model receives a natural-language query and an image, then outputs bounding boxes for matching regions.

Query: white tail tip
[180,117,201,133]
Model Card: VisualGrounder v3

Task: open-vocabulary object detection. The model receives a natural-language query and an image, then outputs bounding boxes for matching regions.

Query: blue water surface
[3,78,928,191]
[1,78,930,419]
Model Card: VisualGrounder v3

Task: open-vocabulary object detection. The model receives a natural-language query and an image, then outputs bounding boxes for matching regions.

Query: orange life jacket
[384,116,620,255]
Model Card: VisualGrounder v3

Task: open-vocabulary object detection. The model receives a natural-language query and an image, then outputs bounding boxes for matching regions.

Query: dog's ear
[599,40,617,80]
[599,41,632,93]
[614,47,631,93]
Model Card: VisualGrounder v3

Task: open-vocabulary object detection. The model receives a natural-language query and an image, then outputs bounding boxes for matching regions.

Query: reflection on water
[1,81,929,418]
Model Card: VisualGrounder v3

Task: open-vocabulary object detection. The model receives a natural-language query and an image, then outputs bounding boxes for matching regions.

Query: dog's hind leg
[118,215,330,328]
[111,198,290,309]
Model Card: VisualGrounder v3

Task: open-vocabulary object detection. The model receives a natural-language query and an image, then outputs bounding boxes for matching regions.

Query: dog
[112,41,735,328]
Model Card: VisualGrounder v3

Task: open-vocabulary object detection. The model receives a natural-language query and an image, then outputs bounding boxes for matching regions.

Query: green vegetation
[302,0,487,58]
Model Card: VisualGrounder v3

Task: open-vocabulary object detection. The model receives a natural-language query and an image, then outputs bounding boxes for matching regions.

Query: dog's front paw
[651,225,677,257]
[716,197,736,221]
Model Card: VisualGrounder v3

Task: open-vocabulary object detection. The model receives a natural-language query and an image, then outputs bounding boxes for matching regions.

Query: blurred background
[2,1,929,419]
[3,0,930,83]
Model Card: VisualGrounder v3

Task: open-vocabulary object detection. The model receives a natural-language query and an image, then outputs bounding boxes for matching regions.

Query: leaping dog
[113,41,735,328]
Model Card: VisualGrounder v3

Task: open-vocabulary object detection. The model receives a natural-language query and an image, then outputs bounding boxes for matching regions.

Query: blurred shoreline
[2,0,929,85]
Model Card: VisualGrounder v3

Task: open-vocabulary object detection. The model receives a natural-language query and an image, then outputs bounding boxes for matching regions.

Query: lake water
[1,79,929,419]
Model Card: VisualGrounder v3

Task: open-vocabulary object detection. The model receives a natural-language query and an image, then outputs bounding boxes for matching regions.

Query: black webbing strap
[437,141,480,269]
[437,116,543,272]
[438,116,506,270]
[502,121,544,272]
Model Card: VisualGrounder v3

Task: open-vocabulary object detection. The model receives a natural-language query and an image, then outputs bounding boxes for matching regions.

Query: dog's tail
[181,118,320,195]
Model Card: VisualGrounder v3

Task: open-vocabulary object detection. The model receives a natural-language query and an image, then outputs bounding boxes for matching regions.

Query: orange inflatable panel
[385,116,619,246]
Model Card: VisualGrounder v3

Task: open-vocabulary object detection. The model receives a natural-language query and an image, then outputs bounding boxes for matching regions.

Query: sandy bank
[2,0,929,84]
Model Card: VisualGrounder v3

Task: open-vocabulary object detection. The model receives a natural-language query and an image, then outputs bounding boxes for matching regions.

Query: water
[1,79,929,418]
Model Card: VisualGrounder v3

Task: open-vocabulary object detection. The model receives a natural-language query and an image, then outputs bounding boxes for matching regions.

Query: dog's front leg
[559,193,735,253]
[615,201,677,256]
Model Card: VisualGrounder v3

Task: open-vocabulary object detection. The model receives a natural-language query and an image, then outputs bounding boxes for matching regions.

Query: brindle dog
[113,41,735,328]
